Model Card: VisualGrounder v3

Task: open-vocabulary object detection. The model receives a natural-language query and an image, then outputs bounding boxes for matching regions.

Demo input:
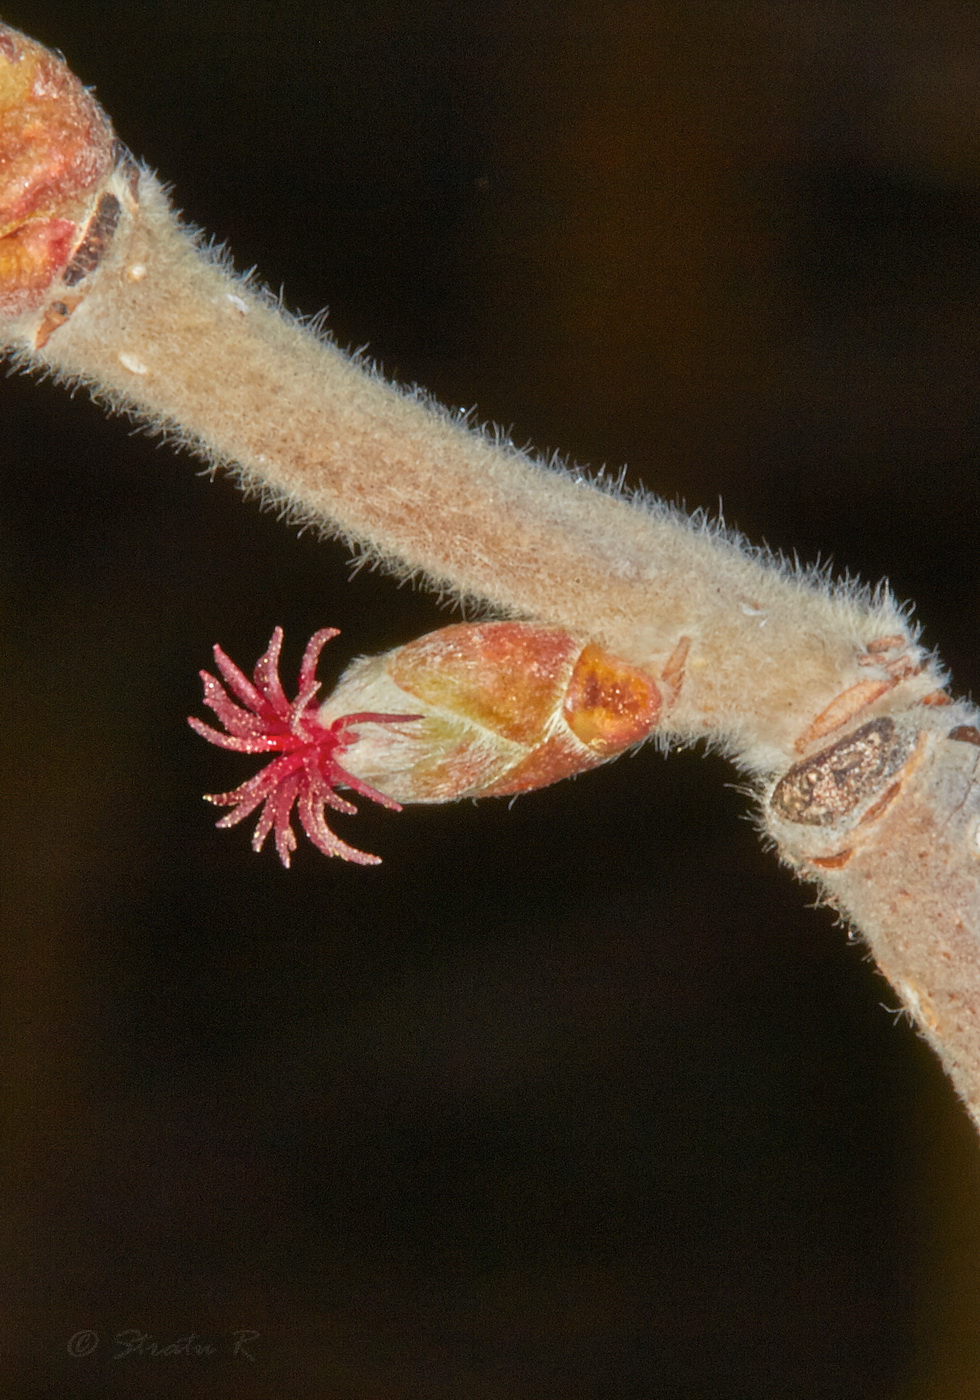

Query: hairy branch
[2,25,978,1124]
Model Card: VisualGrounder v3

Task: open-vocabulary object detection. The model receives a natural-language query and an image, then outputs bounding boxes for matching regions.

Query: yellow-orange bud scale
[324,622,663,804]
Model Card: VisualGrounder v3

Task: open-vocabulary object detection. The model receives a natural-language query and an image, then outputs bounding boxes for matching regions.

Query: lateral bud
[0,23,124,328]
[319,621,665,804]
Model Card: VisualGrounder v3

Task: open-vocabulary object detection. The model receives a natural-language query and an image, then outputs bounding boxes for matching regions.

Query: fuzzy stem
[2,24,979,1128]
[4,171,939,770]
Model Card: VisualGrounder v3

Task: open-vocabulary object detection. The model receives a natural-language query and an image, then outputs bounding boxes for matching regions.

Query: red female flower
[188,627,416,867]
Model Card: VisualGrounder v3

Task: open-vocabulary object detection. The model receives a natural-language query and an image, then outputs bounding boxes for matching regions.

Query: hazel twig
[2,24,978,1128]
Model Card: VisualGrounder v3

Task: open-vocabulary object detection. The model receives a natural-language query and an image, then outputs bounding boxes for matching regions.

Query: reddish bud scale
[0,24,116,316]
[362,624,662,801]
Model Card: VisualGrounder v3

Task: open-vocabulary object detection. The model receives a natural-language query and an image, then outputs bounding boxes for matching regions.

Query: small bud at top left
[0,24,116,317]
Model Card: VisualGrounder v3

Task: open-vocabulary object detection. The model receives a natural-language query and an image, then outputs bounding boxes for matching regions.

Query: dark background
[2,2,979,1396]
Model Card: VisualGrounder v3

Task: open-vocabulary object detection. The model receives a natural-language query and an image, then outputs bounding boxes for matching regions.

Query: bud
[0,23,116,318]
[190,622,664,865]
[320,622,662,803]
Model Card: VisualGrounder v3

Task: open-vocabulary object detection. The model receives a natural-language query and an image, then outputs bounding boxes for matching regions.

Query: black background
[2,3,979,1397]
